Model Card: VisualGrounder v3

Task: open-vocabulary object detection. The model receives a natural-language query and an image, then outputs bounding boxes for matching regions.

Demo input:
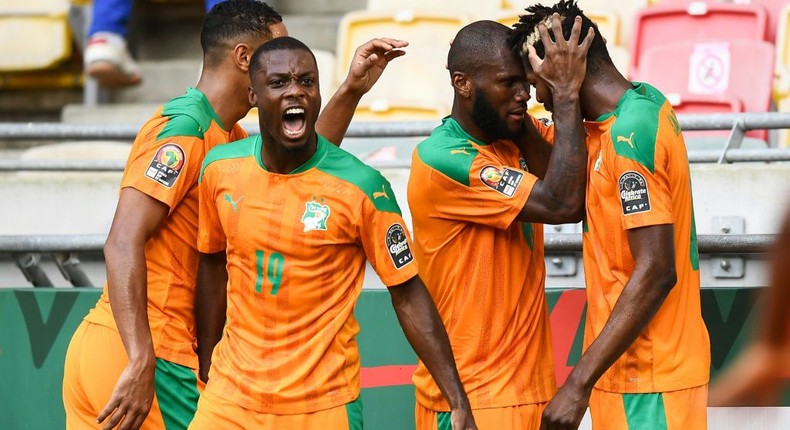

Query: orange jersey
[558,82,710,393]
[408,117,557,411]
[197,134,418,414]
[85,87,247,368]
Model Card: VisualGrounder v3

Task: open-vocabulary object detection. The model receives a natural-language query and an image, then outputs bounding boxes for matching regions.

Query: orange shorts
[188,387,363,430]
[589,385,708,430]
[415,401,546,430]
[63,321,203,430]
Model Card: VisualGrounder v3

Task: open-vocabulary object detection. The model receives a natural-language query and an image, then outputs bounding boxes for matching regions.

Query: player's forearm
[315,82,365,146]
[567,267,675,391]
[104,236,156,367]
[195,252,228,381]
[540,96,587,215]
[390,279,470,411]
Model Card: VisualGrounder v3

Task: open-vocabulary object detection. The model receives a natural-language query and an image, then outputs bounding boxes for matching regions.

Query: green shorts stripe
[437,411,452,430]
[345,396,364,430]
[154,358,200,430]
[622,393,668,430]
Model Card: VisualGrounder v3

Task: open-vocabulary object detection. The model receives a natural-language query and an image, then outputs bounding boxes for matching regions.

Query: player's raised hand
[526,14,594,99]
[96,361,155,430]
[342,37,408,94]
[539,378,590,430]
[451,406,478,430]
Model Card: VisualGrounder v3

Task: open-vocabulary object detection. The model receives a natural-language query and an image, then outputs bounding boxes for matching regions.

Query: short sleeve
[428,152,538,230]
[120,122,203,213]
[611,149,673,230]
[530,115,555,143]
[197,164,227,253]
[357,187,419,288]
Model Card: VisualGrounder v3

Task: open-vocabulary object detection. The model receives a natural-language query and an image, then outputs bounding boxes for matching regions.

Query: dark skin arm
[389,276,477,430]
[541,224,677,430]
[97,188,169,430]
[316,38,407,145]
[195,251,228,383]
[515,15,592,225]
[709,205,790,406]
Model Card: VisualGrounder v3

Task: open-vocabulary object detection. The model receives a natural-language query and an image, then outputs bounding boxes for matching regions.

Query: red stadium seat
[630,2,768,77]
[637,39,774,139]
[657,0,784,42]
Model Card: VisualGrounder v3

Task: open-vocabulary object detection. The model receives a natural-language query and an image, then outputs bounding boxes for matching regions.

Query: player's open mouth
[282,106,306,138]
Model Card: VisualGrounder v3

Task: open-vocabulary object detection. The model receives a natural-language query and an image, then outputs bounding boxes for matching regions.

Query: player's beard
[471,90,523,141]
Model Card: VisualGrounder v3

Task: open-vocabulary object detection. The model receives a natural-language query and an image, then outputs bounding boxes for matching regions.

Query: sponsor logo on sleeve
[479,165,524,197]
[618,171,651,215]
[385,223,413,269]
[145,143,185,188]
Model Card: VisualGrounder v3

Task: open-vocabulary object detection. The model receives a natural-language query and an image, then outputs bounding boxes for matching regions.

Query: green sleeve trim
[317,144,402,215]
[344,397,364,430]
[622,393,668,430]
[610,98,661,174]
[199,135,257,183]
[415,136,478,186]
[154,358,200,430]
[437,411,453,430]
[157,88,223,140]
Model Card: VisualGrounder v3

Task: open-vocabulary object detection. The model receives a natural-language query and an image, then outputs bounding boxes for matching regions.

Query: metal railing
[1,112,790,168]
[0,233,775,287]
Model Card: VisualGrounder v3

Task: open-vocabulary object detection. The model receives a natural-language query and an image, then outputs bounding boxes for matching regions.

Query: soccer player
[190,36,476,430]
[408,19,593,429]
[62,1,409,429]
[509,2,712,429]
[709,202,790,406]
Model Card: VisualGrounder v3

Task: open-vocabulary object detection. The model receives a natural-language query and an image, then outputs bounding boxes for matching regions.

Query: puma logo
[450,149,470,155]
[224,193,244,212]
[372,185,389,200]
[617,132,635,149]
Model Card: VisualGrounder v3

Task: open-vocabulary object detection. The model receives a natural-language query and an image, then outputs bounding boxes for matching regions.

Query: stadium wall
[0,287,779,429]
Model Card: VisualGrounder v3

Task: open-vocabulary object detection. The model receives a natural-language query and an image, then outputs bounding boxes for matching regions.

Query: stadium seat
[776,4,790,105]
[352,99,448,122]
[778,96,790,147]
[365,0,500,18]
[335,10,469,114]
[630,2,768,77]
[657,0,784,42]
[637,39,774,139]
[0,0,72,71]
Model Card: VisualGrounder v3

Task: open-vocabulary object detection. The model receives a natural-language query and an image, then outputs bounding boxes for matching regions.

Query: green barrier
[0,287,771,429]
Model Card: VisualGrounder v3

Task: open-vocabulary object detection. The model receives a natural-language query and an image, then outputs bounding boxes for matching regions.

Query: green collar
[594,82,644,123]
[254,133,328,174]
[186,87,226,131]
[441,116,489,146]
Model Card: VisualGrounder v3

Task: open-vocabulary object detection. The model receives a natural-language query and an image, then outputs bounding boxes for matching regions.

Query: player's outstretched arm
[98,188,169,430]
[540,224,676,430]
[316,37,408,146]
[389,276,477,430]
[195,251,228,383]
[516,15,593,225]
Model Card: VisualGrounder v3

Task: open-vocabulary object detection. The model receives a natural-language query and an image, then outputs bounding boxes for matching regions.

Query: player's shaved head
[448,20,512,78]
[249,36,317,80]
[200,0,282,66]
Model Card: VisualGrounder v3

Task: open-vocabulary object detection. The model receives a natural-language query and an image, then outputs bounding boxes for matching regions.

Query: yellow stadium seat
[353,98,449,122]
[366,0,500,18]
[496,8,620,47]
[336,10,470,112]
[779,97,790,148]
[775,4,790,101]
[0,0,72,71]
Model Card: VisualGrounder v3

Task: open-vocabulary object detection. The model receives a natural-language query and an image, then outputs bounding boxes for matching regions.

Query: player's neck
[450,104,493,144]
[196,68,250,131]
[580,68,632,121]
[259,132,318,174]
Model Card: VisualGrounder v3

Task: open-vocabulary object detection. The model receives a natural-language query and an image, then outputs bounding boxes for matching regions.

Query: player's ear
[248,85,257,107]
[452,71,472,99]
[234,43,253,72]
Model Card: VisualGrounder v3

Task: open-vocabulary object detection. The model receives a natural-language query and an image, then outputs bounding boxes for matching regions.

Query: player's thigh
[591,386,707,430]
[189,389,362,430]
[662,385,708,430]
[415,402,544,430]
[151,358,202,430]
[63,321,166,430]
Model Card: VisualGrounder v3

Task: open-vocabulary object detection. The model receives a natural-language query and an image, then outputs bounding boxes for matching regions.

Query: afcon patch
[479,165,524,197]
[145,143,185,188]
[619,171,651,215]
[385,223,413,269]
